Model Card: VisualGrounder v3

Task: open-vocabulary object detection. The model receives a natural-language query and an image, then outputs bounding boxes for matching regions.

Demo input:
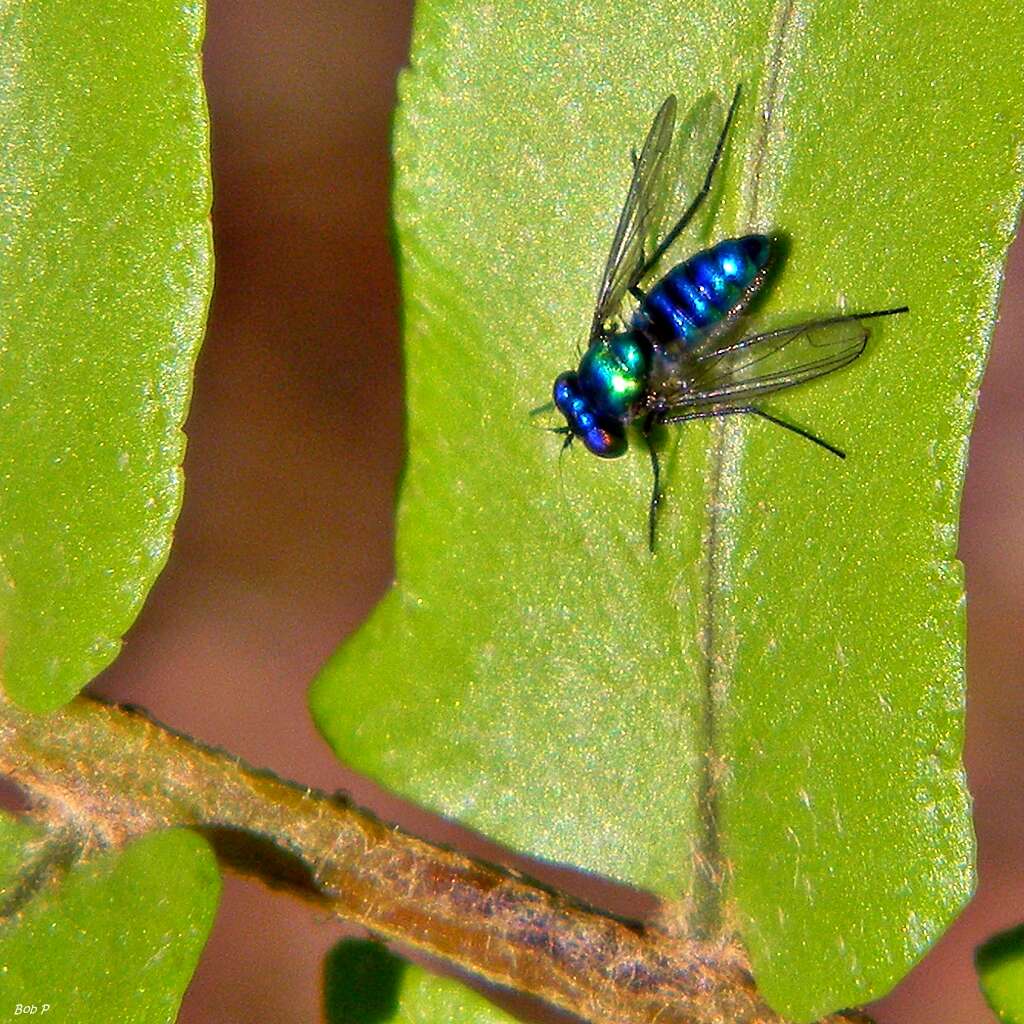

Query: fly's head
[552,371,627,458]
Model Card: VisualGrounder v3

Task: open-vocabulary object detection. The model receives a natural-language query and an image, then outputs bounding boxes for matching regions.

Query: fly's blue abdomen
[638,234,773,346]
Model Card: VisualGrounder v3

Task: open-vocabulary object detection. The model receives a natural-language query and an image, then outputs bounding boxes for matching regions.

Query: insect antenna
[527,401,574,440]
[533,424,573,438]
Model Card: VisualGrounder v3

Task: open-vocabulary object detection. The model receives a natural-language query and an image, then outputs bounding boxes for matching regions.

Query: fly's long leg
[693,306,910,368]
[636,83,742,281]
[641,413,662,552]
[658,403,845,458]
[746,407,845,458]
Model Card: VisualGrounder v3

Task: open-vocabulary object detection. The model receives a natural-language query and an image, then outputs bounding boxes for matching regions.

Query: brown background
[91,2,1024,1021]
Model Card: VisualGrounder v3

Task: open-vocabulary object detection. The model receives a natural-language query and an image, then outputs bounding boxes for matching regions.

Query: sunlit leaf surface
[0,0,210,710]
[0,827,219,1023]
[311,1,1024,1016]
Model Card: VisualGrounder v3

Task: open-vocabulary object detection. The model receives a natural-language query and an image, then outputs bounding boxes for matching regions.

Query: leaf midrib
[688,0,798,935]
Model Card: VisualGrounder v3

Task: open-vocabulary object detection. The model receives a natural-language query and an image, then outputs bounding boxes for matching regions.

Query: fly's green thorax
[578,332,651,422]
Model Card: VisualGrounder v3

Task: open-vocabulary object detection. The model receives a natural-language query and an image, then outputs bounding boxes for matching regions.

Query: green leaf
[0,828,219,1022]
[0,0,211,710]
[326,940,406,1024]
[0,813,41,897]
[324,940,516,1024]
[977,924,1024,1023]
[310,0,1024,1018]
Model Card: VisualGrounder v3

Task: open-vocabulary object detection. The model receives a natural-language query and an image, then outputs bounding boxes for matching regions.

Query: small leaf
[977,924,1024,1024]
[311,0,1024,1018]
[325,940,405,1024]
[324,940,516,1024]
[0,828,219,1023]
[0,0,211,710]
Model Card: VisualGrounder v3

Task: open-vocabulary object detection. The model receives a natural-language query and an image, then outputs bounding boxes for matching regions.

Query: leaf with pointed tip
[0,827,219,1023]
[310,0,1024,1017]
[0,0,210,711]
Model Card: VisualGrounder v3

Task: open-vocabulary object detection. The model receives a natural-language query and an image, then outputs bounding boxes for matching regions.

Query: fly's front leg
[637,83,742,280]
[641,412,661,553]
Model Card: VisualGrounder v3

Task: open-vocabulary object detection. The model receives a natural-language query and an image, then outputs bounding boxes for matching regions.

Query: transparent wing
[653,315,870,411]
[637,90,730,278]
[589,96,676,341]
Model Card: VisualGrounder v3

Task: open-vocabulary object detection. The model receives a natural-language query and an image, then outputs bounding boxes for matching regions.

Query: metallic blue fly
[546,86,907,549]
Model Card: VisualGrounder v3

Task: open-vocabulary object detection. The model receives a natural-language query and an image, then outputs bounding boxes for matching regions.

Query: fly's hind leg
[659,404,846,459]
